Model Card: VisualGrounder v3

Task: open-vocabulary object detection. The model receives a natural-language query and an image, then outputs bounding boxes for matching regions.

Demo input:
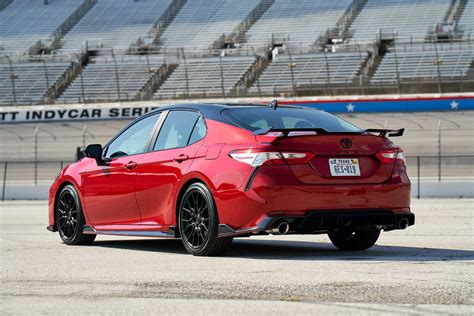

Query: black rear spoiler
[364,128,405,137]
[253,127,405,137]
[253,127,328,136]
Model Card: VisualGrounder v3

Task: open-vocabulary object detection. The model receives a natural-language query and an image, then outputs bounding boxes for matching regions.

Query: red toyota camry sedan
[48,101,414,256]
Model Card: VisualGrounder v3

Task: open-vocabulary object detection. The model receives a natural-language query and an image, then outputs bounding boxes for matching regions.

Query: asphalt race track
[0,199,472,314]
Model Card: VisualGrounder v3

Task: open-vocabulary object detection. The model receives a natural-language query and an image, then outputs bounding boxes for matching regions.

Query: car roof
[151,102,305,113]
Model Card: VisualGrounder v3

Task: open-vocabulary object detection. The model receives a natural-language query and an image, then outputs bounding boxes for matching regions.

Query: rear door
[135,110,206,227]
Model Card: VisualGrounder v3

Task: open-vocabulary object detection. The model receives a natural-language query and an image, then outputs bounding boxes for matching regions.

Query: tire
[328,229,380,251]
[178,183,233,256]
[56,185,96,246]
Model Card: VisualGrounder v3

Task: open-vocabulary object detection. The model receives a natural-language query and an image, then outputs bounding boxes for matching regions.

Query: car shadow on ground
[93,238,474,261]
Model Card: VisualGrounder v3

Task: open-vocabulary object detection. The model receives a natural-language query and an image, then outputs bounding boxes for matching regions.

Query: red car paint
[48,103,412,237]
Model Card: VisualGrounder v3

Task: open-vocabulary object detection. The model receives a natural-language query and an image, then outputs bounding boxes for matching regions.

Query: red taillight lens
[229,150,313,167]
[376,149,406,165]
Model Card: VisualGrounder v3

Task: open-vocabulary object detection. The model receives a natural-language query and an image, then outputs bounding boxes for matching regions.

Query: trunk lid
[260,133,397,184]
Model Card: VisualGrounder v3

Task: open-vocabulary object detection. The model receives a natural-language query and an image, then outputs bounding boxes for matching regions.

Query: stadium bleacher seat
[58,55,164,103]
[0,0,82,53]
[160,0,260,50]
[348,0,451,44]
[371,44,474,84]
[154,56,255,99]
[244,0,352,46]
[59,0,172,53]
[460,0,474,40]
[248,52,368,95]
[0,61,71,105]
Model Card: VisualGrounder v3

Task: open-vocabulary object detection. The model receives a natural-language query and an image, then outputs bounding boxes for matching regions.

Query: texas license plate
[329,158,361,176]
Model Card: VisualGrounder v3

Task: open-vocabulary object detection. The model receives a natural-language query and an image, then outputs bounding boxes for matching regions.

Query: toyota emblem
[340,138,352,149]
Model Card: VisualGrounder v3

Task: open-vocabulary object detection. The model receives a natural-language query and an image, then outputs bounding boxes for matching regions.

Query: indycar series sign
[0,106,158,123]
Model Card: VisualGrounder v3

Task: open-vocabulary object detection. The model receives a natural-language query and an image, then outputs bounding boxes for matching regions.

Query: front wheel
[56,185,96,245]
[328,229,380,251]
[178,183,232,256]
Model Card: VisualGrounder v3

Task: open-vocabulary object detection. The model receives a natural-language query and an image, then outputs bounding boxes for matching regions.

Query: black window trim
[103,111,163,159]
[150,108,207,153]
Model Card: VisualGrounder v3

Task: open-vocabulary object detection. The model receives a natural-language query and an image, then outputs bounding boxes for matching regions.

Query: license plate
[329,158,361,176]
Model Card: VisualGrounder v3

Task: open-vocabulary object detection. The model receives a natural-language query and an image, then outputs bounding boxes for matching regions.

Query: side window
[188,116,206,145]
[105,113,159,158]
[154,111,200,151]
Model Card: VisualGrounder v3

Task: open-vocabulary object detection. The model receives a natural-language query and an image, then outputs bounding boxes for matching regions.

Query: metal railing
[0,155,472,201]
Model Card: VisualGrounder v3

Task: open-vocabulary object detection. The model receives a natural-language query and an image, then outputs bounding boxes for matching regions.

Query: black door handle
[125,161,137,169]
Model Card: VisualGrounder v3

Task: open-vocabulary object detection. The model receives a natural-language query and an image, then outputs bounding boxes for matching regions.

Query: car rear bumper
[218,209,415,237]
[215,164,411,231]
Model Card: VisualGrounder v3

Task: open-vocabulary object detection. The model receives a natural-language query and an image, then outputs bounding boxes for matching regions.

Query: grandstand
[460,0,474,39]
[159,0,259,50]
[154,56,255,99]
[0,0,81,53]
[372,44,474,84]
[348,0,451,44]
[244,0,352,46]
[248,51,368,95]
[59,0,173,53]
[58,55,166,103]
[0,61,70,105]
[0,0,472,104]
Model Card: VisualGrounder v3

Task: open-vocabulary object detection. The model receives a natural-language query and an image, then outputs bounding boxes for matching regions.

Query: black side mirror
[84,144,103,159]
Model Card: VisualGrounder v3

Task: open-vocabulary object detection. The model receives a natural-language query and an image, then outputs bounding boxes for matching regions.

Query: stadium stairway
[28,0,98,54]
[218,0,275,48]
[317,0,369,47]
[137,63,178,100]
[231,53,271,96]
[424,0,468,42]
[130,0,187,53]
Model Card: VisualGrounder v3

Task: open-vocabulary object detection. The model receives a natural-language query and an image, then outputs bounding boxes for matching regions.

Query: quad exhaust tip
[270,221,290,235]
[398,218,409,229]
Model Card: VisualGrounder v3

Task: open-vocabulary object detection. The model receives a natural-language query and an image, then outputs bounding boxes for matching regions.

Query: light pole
[110,49,121,101]
[286,45,297,97]
[180,47,190,99]
[4,55,17,105]
[249,45,262,98]
[42,59,50,103]
[323,50,333,96]
[433,42,443,94]
[392,45,402,94]
[218,55,225,99]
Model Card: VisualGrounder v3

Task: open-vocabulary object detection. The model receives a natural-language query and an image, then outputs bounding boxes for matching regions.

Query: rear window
[221,107,362,133]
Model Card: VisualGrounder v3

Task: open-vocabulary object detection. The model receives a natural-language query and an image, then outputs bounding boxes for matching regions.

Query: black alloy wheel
[178,183,232,256]
[56,185,96,245]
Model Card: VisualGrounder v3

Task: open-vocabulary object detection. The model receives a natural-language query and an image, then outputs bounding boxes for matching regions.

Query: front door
[81,113,161,226]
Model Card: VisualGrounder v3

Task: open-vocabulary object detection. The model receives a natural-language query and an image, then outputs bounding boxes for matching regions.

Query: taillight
[376,149,406,165]
[229,150,313,167]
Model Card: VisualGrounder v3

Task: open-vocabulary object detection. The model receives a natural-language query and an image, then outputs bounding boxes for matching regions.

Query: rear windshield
[221,107,362,133]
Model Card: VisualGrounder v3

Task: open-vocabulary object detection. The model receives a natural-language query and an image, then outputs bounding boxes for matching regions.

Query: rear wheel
[328,229,380,251]
[56,185,96,245]
[178,183,232,256]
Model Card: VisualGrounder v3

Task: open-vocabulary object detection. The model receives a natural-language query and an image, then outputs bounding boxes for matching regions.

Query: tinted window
[154,111,200,151]
[188,116,206,144]
[221,107,361,133]
[105,114,159,158]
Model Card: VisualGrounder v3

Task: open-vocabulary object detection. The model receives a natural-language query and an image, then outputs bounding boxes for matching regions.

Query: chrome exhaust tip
[398,218,409,229]
[270,221,290,235]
